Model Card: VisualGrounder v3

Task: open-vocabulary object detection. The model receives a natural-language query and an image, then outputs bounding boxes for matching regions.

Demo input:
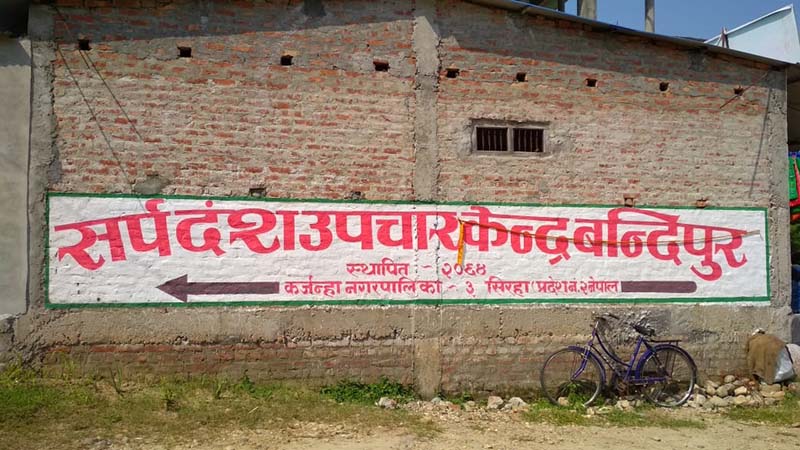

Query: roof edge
[705,4,794,43]
[465,0,791,68]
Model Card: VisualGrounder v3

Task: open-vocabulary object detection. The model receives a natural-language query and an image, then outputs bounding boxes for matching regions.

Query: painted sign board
[46,194,770,307]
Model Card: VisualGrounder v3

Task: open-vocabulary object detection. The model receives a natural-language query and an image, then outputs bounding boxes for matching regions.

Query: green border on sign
[44,192,772,309]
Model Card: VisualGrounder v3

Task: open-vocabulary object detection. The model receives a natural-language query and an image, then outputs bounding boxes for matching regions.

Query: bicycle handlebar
[595,313,620,322]
[594,313,656,337]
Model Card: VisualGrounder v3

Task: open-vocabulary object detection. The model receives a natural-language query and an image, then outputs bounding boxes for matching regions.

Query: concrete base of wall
[17,304,791,395]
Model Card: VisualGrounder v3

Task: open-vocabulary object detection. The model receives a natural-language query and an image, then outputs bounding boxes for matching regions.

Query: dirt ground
[126,409,800,450]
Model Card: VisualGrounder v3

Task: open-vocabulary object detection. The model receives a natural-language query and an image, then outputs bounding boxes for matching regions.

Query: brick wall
[51,0,417,199]
[26,0,789,392]
[435,0,777,207]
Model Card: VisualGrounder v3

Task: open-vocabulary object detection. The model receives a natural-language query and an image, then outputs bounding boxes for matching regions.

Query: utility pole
[577,0,597,20]
[645,0,655,33]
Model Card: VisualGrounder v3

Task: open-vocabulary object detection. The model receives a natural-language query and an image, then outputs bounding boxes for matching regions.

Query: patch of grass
[524,400,705,429]
[0,368,437,450]
[725,393,800,425]
[525,400,591,426]
[320,377,417,405]
[442,391,474,406]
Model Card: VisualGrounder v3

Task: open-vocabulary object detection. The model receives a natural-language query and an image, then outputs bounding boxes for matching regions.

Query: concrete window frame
[470,119,549,156]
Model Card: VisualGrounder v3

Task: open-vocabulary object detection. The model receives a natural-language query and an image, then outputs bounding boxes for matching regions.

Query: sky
[561,1,797,40]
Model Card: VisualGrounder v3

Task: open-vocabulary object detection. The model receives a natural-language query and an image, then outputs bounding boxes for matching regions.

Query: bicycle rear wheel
[639,345,696,407]
[540,347,604,407]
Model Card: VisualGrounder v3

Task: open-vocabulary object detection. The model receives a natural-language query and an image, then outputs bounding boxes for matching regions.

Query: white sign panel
[46,194,769,307]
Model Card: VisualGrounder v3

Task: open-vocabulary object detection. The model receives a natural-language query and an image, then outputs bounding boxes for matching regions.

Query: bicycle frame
[576,319,670,385]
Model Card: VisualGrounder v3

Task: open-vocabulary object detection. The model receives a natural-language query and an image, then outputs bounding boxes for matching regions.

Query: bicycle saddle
[632,323,655,337]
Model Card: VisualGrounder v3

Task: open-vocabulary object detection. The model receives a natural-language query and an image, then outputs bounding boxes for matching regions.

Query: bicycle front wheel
[640,345,697,407]
[540,347,604,407]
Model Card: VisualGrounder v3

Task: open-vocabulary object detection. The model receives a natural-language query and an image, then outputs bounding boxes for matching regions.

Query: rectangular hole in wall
[475,127,508,152]
[373,60,389,72]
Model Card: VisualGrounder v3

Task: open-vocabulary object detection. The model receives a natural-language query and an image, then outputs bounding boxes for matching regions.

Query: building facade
[1,0,791,395]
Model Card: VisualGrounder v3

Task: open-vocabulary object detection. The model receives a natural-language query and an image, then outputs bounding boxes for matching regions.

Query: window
[474,124,546,154]
[513,128,544,153]
[475,127,508,152]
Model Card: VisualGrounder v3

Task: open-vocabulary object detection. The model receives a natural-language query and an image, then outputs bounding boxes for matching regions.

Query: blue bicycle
[540,313,697,407]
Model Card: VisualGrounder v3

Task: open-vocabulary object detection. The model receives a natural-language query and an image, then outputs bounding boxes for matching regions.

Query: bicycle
[539,313,697,407]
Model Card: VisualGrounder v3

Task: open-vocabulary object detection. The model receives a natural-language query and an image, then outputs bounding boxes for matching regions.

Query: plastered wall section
[15,0,791,394]
[0,37,31,317]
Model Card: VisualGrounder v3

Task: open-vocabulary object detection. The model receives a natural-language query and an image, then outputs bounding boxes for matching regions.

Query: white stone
[715,385,730,398]
[734,386,748,396]
[733,395,749,406]
[706,380,720,390]
[724,375,736,384]
[377,397,397,409]
[766,390,786,400]
[557,397,570,407]
[486,395,504,409]
[761,383,782,394]
[615,399,632,410]
[694,394,707,407]
[709,396,729,408]
[596,406,613,415]
[506,397,528,410]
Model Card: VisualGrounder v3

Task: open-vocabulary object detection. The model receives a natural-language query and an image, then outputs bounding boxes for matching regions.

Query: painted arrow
[157,275,280,302]
[620,281,697,294]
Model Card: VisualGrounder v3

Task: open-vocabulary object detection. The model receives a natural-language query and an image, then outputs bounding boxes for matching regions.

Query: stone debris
[615,399,632,411]
[595,406,613,415]
[402,374,794,422]
[709,396,729,408]
[486,396,504,410]
[504,397,528,411]
[377,397,397,409]
[687,393,707,408]
[764,390,785,400]
[685,375,798,410]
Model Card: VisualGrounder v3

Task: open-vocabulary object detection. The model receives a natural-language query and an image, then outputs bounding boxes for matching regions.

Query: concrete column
[412,0,440,202]
[577,0,596,20]
[645,0,655,33]
[765,73,791,315]
[20,5,56,329]
[0,36,31,316]
[411,0,442,398]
